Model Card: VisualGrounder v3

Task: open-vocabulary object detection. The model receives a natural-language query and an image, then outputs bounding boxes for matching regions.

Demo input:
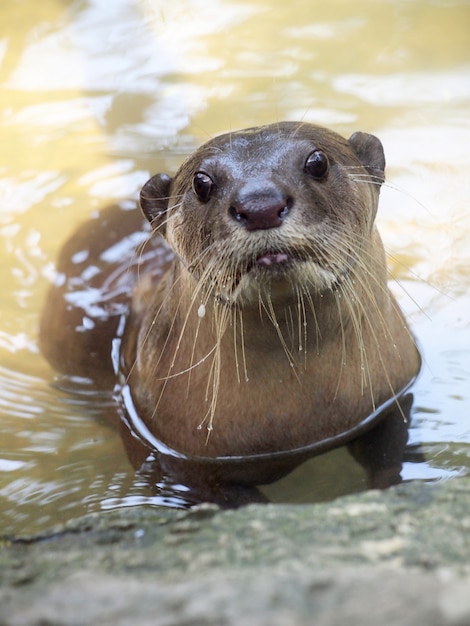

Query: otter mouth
[217,251,296,302]
[255,252,291,267]
[248,250,301,274]
[216,249,338,304]
[247,250,307,279]
[248,248,353,285]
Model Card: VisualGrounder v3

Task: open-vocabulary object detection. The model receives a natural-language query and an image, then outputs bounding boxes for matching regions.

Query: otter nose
[230,187,291,231]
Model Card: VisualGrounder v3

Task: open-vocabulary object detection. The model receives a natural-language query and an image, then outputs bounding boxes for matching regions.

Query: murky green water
[1,0,469,535]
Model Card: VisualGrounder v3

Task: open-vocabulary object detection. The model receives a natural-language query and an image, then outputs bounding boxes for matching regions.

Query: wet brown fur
[120,122,421,457]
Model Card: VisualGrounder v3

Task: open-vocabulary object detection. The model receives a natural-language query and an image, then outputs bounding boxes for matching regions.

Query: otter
[120,122,420,458]
[40,121,420,483]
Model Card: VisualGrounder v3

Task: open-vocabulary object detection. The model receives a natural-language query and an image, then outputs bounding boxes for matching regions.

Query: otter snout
[229,183,292,231]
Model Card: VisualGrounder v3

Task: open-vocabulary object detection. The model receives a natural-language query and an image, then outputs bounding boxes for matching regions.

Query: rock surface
[1,479,469,625]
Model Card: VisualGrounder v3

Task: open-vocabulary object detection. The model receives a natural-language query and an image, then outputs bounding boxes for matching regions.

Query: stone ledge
[1,479,469,625]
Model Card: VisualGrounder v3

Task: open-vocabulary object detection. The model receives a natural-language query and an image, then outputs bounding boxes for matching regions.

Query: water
[1,0,469,535]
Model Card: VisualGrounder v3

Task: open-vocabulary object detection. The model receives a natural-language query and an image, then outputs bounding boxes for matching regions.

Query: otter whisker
[152,345,217,381]
[341,278,405,416]
[261,292,301,381]
[331,288,348,403]
[198,293,232,437]
[336,279,375,406]
[131,241,222,419]
[294,223,413,411]
[232,303,242,384]
[295,287,309,368]
[345,168,431,215]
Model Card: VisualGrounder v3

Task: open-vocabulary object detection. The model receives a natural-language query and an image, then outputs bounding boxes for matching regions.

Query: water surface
[1,0,469,534]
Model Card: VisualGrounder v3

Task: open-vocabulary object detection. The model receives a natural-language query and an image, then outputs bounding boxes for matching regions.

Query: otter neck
[165,259,374,360]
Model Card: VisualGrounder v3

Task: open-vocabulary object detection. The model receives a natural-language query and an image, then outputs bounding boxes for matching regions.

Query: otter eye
[304,150,329,180]
[192,171,214,202]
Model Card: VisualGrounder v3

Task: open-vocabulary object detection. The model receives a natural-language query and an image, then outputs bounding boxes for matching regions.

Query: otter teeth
[256,253,290,267]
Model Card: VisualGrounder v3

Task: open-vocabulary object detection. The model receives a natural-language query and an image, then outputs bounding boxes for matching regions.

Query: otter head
[140,122,385,306]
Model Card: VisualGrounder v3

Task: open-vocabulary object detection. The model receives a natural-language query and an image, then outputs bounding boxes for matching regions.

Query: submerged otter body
[40,121,420,474]
[117,122,420,458]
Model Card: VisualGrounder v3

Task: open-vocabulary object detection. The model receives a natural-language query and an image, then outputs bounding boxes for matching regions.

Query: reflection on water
[1,0,469,535]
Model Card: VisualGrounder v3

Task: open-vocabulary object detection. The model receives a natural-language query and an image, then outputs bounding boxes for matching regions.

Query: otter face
[140,122,385,305]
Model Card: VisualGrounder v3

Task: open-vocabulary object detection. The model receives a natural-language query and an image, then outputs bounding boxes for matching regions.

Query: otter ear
[140,173,173,232]
[348,132,385,184]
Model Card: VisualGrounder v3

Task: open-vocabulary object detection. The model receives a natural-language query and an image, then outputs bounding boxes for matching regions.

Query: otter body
[121,122,420,457]
[41,122,420,464]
